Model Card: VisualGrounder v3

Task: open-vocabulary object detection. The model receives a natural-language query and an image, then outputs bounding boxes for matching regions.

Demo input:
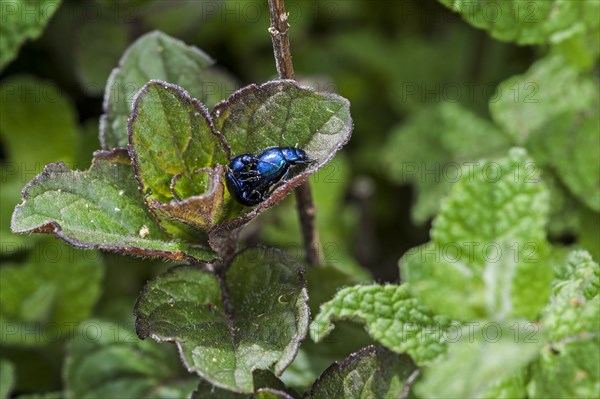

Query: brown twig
[267,0,295,79]
[267,0,322,267]
[294,181,323,266]
[400,368,421,399]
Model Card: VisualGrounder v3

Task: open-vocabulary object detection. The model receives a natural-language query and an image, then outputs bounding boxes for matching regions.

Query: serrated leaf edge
[10,149,216,262]
[100,30,217,150]
[133,246,309,393]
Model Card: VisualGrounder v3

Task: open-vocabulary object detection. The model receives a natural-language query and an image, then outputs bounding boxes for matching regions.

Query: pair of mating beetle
[225,146,312,206]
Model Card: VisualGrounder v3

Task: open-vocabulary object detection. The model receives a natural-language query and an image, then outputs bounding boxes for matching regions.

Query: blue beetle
[226,147,312,206]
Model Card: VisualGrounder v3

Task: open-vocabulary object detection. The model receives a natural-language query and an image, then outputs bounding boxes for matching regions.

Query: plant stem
[267,0,323,267]
[267,0,295,79]
[400,368,421,399]
[294,181,322,267]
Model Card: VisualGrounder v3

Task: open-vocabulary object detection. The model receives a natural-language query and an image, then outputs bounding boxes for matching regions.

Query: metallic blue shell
[225,147,311,206]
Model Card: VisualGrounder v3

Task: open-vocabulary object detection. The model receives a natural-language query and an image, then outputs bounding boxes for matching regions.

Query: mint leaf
[213,81,351,164]
[279,265,374,390]
[0,359,15,399]
[526,251,599,397]
[549,16,600,71]
[283,324,373,392]
[483,369,529,399]
[0,0,61,69]
[1,173,32,254]
[402,148,553,321]
[11,149,217,262]
[0,75,79,169]
[416,323,542,398]
[134,248,309,393]
[383,102,510,224]
[281,262,373,390]
[128,80,232,232]
[0,239,102,345]
[128,79,353,238]
[100,31,235,149]
[64,320,194,399]
[311,284,451,365]
[439,0,598,45]
[529,106,600,212]
[490,56,598,145]
[192,370,298,399]
[129,80,228,203]
[74,19,128,96]
[304,346,416,399]
[528,337,599,398]
[541,250,598,342]
[147,380,198,399]
[211,80,353,235]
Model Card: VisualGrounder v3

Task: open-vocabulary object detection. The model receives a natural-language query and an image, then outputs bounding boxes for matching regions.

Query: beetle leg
[247,188,264,203]
[236,175,262,183]
[236,170,261,177]
[280,167,291,182]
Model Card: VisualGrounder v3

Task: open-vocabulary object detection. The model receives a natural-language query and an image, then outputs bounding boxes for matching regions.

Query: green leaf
[129,81,228,202]
[100,30,236,149]
[383,102,510,224]
[549,17,600,70]
[0,0,61,69]
[192,370,299,399]
[529,106,600,212]
[401,148,553,321]
[311,284,452,365]
[490,56,598,145]
[213,81,352,164]
[0,239,102,345]
[304,346,417,399]
[128,80,232,232]
[416,323,543,399]
[64,320,194,399]
[140,1,208,38]
[0,359,15,399]
[11,149,217,262]
[541,250,599,342]
[527,336,600,398]
[482,369,529,399]
[0,75,79,169]
[281,261,374,389]
[134,247,309,393]
[210,80,353,235]
[529,251,600,397]
[147,380,198,399]
[279,266,374,390]
[439,0,599,46]
[283,323,374,392]
[128,79,353,238]
[74,19,128,96]
[1,172,33,254]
